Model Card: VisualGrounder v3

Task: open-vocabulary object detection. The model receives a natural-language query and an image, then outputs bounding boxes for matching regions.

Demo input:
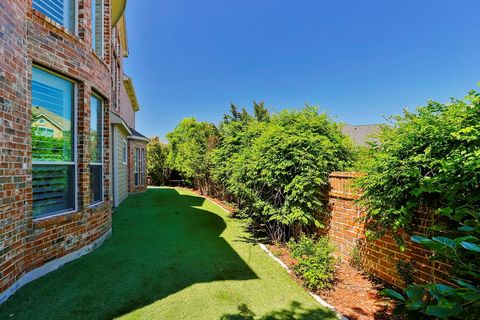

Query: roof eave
[111,0,127,27]
[123,74,140,112]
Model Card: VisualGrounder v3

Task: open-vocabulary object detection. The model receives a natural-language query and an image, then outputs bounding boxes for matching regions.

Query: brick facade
[128,139,148,193]
[326,172,450,288]
[0,0,124,302]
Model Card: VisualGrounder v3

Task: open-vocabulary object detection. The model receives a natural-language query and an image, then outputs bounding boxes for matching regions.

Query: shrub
[213,105,354,242]
[147,137,171,185]
[166,118,218,194]
[358,91,480,318]
[288,236,336,290]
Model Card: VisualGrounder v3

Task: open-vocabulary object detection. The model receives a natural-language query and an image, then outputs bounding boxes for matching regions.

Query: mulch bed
[268,244,396,320]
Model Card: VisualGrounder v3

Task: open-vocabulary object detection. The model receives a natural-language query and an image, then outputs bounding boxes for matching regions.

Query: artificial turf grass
[0,188,336,320]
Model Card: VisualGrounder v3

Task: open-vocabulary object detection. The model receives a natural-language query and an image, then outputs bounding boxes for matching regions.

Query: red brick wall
[128,139,148,193]
[0,0,30,298]
[327,172,450,287]
[1,0,114,298]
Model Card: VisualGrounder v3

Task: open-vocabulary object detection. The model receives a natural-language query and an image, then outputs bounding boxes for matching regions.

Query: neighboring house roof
[32,106,71,131]
[342,124,382,146]
[123,74,139,111]
[128,127,149,142]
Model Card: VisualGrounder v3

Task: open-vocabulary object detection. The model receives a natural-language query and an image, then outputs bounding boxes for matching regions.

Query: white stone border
[0,228,112,305]
[259,243,349,320]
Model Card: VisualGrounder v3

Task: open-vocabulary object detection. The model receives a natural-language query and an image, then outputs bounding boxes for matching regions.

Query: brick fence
[326,172,450,287]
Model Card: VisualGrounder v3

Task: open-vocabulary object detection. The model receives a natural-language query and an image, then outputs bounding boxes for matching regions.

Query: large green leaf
[432,236,456,249]
[425,302,463,318]
[381,288,406,302]
[460,242,480,253]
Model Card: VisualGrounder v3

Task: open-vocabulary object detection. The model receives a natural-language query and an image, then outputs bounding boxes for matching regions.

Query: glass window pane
[32,0,75,32]
[90,164,102,203]
[91,0,103,55]
[89,95,102,163]
[32,67,74,162]
[33,164,75,218]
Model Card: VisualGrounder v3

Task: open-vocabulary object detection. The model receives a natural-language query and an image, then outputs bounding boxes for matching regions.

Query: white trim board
[0,228,112,305]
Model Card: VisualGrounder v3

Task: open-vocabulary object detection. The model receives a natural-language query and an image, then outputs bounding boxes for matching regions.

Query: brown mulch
[268,244,396,320]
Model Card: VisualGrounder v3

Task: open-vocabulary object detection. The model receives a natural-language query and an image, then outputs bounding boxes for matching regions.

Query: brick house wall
[0,0,119,302]
[119,81,135,129]
[326,172,450,288]
[0,0,30,299]
[128,139,148,193]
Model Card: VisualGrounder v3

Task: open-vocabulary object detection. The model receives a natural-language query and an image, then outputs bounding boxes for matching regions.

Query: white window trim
[32,74,78,221]
[89,93,104,207]
[122,140,127,165]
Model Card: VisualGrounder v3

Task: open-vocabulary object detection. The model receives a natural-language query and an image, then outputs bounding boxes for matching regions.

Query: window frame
[89,92,104,206]
[140,148,145,186]
[91,0,104,57]
[32,0,78,35]
[135,148,139,187]
[122,140,127,165]
[32,65,78,221]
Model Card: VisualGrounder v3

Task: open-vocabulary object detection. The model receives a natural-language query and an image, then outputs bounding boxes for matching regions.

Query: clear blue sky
[124,0,480,139]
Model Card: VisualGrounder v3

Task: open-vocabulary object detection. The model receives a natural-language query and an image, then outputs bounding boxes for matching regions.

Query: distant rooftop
[342,124,382,146]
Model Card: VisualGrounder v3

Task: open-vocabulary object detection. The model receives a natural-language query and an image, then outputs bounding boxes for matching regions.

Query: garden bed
[268,244,396,320]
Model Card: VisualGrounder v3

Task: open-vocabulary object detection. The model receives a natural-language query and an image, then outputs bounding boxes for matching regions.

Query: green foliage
[357,91,480,241]
[161,103,353,241]
[147,137,171,185]
[166,117,218,194]
[32,128,72,161]
[358,91,480,318]
[288,235,336,290]
[382,282,480,319]
[349,242,363,269]
[212,105,354,241]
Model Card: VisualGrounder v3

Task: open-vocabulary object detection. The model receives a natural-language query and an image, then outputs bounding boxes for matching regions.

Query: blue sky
[124,0,480,139]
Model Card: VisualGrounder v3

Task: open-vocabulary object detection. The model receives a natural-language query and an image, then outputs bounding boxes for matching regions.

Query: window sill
[33,209,80,227]
[31,9,83,44]
[89,201,104,209]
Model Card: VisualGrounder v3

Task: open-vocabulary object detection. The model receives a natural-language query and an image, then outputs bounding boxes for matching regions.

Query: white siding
[114,126,128,206]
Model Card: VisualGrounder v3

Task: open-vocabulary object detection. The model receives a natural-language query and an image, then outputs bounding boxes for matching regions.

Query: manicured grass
[0,188,336,319]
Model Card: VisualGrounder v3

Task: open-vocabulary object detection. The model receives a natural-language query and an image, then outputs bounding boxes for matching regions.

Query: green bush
[166,118,219,194]
[358,91,480,318]
[147,137,171,185]
[212,104,354,242]
[288,236,336,290]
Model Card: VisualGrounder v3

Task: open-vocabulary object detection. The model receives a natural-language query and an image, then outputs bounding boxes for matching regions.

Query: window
[32,66,75,218]
[122,141,127,165]
[141,149,146,186]
[89,94,103,205]
[91,0,103,56]
[33,0,75,33]
[35,127,55,137]
[135,148,139,186]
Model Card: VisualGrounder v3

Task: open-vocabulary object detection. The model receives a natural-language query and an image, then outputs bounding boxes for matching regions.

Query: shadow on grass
[220,301,334,320]
[0,188,258,320]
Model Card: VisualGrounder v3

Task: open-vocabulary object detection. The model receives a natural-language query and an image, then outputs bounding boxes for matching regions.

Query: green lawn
[0,188,336,320]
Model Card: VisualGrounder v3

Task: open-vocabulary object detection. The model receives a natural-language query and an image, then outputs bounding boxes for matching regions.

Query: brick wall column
[0,0,31,294]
